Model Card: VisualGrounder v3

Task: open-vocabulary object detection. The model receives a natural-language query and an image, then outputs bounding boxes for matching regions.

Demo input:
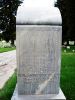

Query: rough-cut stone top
[16,0,62,25]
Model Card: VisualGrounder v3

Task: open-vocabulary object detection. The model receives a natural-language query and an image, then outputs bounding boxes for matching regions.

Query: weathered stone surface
[11,85,66,100]
[16,25,62,95]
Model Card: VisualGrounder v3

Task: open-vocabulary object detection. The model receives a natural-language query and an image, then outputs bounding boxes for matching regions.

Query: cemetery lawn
[0,72,17,100]
[61,52,75,100]
[62,46,75,53]
[0,48,75,100]
[0,47,16,53]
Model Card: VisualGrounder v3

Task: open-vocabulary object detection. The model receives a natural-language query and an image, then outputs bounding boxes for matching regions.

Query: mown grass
[0,47,75,100]
[61,52,75,100]
[0,72,17,100]
[0,47,16,53]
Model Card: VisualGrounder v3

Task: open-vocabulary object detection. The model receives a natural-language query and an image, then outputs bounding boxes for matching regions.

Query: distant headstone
[11,0,66,100]
[69,41,74,45]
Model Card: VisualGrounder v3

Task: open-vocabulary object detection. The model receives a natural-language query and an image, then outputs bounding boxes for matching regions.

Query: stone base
[11,85,66,100]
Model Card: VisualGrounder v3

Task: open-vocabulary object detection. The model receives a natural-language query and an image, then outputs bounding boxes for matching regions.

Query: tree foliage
[0,0,22,45]
[57,0,75,45]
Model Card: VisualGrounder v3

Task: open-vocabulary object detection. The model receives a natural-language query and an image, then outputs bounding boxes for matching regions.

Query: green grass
[61,52,75,100]
[0,47,16,53]
[0,72,17,100]
[0,47,75,100]
[62,46,75,53]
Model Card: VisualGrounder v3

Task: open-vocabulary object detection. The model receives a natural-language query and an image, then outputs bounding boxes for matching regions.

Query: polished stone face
[16,25,62,95]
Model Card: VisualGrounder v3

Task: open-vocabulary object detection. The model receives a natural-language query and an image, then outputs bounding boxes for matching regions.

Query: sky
[16,0,61,24]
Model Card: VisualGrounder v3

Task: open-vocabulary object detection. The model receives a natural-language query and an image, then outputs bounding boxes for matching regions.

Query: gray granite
[11,85,66,100]
[11,0,66,99]
[16,25,62,95]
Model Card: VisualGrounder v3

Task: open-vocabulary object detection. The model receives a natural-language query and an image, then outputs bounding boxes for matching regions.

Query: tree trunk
[74,41,75,46]
[67,40,69,46]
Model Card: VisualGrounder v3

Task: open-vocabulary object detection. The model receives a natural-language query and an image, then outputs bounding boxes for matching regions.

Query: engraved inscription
[17,26,62,94]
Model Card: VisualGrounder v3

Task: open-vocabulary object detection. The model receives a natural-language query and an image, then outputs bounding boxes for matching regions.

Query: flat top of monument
[16,0,62,25]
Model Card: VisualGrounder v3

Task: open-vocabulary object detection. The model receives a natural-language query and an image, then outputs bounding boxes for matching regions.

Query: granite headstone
[11,0,66,100]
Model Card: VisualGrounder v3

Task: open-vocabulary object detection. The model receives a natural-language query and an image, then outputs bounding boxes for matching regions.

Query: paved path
[0,50,16,89]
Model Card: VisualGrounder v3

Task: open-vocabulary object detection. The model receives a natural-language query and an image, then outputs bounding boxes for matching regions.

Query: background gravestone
[11,0,66,99]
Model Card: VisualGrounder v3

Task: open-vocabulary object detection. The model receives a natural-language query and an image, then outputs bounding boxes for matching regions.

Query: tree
[57,0,75,45]
[0,0,22,45]
[56,0,68,45]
